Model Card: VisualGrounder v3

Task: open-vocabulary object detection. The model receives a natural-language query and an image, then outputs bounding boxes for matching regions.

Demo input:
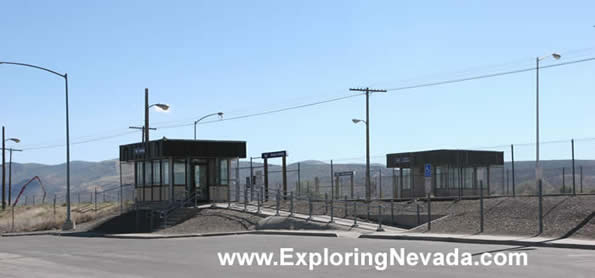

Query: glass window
[135,162,143,187]
[145,161,152,186]
[162,159,169,185]
[153,160,161,185]
[402,169,411,189]
[219,159,229,185]
[174,160,186,185]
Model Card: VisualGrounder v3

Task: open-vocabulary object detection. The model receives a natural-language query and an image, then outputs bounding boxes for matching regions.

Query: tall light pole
[142,89,169,202]
[535,53,561,186]
[350,87,386,201]
[4,138,22,207]
[194,112,223,140]
[0,62,71,229]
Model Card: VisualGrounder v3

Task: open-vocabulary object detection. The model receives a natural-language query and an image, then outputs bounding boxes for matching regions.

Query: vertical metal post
[282,155,287,200]
[94,187,97,212]
[324,192,328,214]
[571,139,576,195]
[538,179,543,234]
[264,158,269,201]
[352,201,358,227]
[376,205,384,232]
[53,194,56,216]
[297,162,301,195]
[249,157,254,201]
[344,195,348,218]
[562,168,566,193]
[11,205,14,232]
[366,202,370,222]
[329,199,334,223]
[511,144,516,197]
[289,191,294,217]
[391,199,395,225]
[416,202,420,226]
[392,169,397,199]
[330,160,334,200]
[365,89,370,201]
[275,189,280,216]
[580,166,583,193]
[350,174,354,199]
[257,190,261,214]
[1,126,4,210]
[427,193,432,231]
[480,181,484,233]
[307,195,313,221]
[244,187,248,212]
[378,169,382,199]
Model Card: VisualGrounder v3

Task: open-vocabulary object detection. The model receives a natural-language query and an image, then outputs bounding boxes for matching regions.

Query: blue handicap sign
[424,164,432,177]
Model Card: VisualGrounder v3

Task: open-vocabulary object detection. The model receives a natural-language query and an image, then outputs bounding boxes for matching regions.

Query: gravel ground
[159,208,263,234]
[407,195,595,239]
[252,195,594,239]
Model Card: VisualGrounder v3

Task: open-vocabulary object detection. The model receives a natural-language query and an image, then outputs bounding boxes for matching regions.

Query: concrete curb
[103,230,338,239]
[359,234,595,251]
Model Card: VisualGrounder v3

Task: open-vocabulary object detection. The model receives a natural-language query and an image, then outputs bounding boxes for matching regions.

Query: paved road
[0,235,593,277]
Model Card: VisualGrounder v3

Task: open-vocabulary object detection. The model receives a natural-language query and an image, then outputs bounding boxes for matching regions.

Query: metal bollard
[275,189,280,216]
[376,205,384,232]
[290,192,294,217]
[329,199,334,223]
[352,201,358,227]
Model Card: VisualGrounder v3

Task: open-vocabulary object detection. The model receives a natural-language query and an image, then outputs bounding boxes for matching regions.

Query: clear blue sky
[1,0,594,165]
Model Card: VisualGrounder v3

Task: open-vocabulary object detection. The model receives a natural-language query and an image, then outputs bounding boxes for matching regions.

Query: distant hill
[2,159,594,199]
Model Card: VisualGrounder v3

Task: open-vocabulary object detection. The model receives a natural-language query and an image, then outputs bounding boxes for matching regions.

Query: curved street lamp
[194,112,224,140]
[0,61,74,230]
[535,53,561,186]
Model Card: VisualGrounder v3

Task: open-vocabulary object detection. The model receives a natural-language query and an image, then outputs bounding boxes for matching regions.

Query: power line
[386,57,595,92]
[17,56,595,151]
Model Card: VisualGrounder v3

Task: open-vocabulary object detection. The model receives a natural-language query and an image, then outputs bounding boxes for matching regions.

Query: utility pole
[2,126,5,210]
[129,126,156,142]
[349,87,386,201]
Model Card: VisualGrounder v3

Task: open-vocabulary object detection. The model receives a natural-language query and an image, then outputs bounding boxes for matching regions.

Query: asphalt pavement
[0,235,593,277]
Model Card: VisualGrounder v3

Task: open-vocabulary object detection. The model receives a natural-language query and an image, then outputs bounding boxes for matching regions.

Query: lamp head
[352,119,361,124]
[217,112,224,118]
[552,53,561,60]
[6,138,20,143]
[154,104,170,111]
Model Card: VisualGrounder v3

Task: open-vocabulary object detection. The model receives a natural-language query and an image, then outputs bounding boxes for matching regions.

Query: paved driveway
[0,235,593,277]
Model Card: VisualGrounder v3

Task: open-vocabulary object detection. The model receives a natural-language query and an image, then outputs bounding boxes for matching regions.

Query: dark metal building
[386,150,504,198]
[119,138,246,204]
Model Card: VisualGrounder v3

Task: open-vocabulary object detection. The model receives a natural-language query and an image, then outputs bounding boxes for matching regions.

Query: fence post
[391,199,394,226]
[427,193,432,231]
[376,205,384,232]
[352,201,358,227]
[329,199,334,223]
[324,192,328,214]
[571,139,576,195]
[416,202,421,226]
[480,181,484,233]
[275,189,280,216]
[562,168,566,193]
[366,202,370,222]
[257,190,261,214]
[11,205,15,232]
[378,169,382,199]
[94,187,97,212]
[289,191,294,217]
[53,194,56,216]
[344,195,348,218]
[244,187,248,212]
[538,179,543,234]
[511,144,516,197]
[580,166,583,193]
[307,195,313,221]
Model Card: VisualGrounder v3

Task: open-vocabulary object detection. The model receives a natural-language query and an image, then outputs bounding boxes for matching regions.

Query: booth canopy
[120,139,247,161]
[386,149,504,168]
